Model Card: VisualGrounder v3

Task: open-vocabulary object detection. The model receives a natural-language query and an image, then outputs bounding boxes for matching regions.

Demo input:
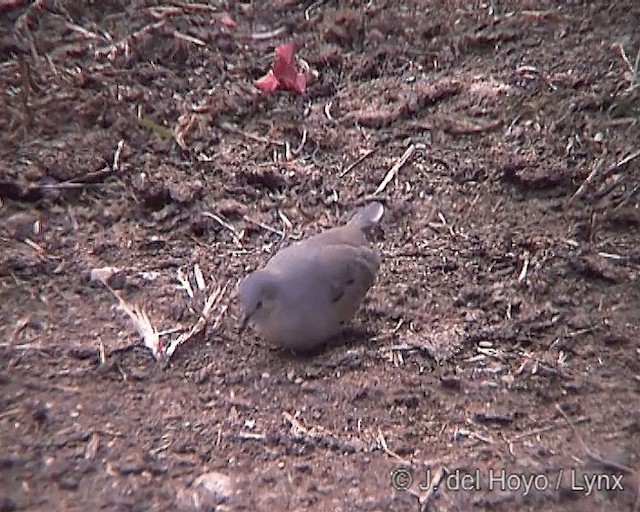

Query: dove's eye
[256,300,263,310]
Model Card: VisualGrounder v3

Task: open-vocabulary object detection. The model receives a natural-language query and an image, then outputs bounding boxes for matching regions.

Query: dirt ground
[1,1,640,511]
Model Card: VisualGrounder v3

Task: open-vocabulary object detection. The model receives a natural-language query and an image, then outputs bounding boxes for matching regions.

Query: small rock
[88,267,123,288]
[58,476,79,490]
[192,471,234,498]
[4,211,40,241]
[117,454,146,475]
[217,199,247,220]
[473,410,514,425]
[176,471,235,512]
[169,181,203,204]
[299,381,319,393]
[294,462,312,473]
[440,376,462,390]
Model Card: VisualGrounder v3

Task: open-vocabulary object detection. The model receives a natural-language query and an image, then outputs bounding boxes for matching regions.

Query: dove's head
[237,270,281,331]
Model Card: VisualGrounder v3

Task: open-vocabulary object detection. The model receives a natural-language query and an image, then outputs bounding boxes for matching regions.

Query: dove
[238,202,384,351]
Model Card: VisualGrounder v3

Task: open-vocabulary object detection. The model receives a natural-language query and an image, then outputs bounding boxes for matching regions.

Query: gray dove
[238,202,384,351]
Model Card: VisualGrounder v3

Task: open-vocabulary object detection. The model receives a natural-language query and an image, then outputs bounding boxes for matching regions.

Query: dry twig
[219,122,286,146]
[568,160,604,205]
[95,20,166,60]
[202,211,243,247]
[172,30,206,47]
[112,140,125,171]
[374,145,416,196]
[340,148,379,177]
[251,26,288,40]
[164,283,228,358]
[377,429,410,465]
[243,215,285,238]
[569,150,640,206]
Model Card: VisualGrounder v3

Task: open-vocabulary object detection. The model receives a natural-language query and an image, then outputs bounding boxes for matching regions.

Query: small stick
[277,210,293,230]
[518,252,530,282]
[148,2,219,15]
[64,22,101,40]
[98,341,106,364]
[340,148,378,177]
[436,211,455,237]
[157,327,182,336]
[219,122,285,146]
[176,268,194,298]
[243,215,285,237]
[602,117,638,127]
[614,148,640,169]
[172,30,206,46]
[283,411,309,436]
[18,57,32,129]
[598,252,623,260]
[237,432,266,441]
[95,20,165,60]
[147,6,184,19]
[173,2,219,12]
[112,139,124,171]
[193,263,206,291]
[568,160,604,205]
[39,166,117,188]
[615,42,635,74]
[467,429,495,444]
[570,150,640,205]
[202,212,243,247]
[35,182,103,191]
[164,283,228,359]
[292,129,307,155]
[377,429,410,465]
[324,102,334,121]
[250,26,288,40]
[373,144,416,196]
[23,239,61,261]
[305,0,324,19]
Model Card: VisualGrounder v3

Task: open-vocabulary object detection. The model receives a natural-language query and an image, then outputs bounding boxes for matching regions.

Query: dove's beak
[239,311,251,332]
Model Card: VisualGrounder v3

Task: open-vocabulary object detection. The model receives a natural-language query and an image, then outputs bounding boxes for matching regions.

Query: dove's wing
[312,244,380,322]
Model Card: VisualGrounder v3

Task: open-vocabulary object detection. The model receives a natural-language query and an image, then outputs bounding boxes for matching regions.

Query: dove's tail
[348,202,384,230]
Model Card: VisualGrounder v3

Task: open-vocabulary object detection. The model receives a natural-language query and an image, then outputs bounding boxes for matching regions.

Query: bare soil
[2,1,640,511]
